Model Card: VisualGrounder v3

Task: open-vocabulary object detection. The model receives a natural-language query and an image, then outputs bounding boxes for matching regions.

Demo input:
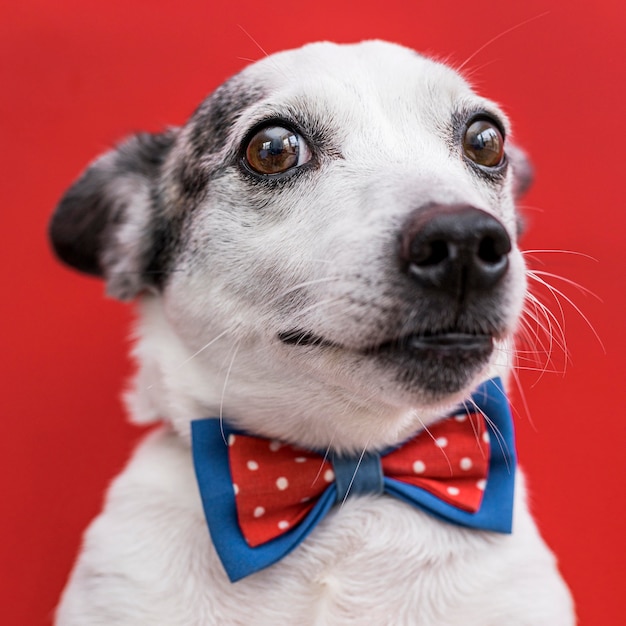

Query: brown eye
[244,126,311,175]
[463,119,505,168]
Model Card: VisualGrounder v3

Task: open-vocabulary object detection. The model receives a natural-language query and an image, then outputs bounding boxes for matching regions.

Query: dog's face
[50,41,531,450]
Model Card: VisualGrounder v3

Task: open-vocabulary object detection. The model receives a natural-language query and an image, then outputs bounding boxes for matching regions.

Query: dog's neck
[125,296,512,454]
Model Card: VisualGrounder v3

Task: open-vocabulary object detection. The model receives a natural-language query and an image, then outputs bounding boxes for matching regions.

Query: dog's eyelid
[241,116,304,142]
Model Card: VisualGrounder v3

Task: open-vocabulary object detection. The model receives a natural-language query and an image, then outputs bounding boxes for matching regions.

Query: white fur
[55,41,575,625]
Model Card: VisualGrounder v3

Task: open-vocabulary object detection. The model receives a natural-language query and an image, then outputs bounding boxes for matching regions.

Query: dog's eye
[463,119,505,168]
[244,126,311,175]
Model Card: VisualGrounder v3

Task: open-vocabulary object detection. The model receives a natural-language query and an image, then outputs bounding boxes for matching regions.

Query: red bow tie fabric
[228,413,490,547]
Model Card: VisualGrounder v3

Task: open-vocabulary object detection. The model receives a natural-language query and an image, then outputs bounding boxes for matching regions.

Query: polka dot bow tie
[191,377,516,582]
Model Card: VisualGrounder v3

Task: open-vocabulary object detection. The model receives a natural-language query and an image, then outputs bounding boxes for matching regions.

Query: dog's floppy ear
[49,130,179,300]
[507,144,534,199]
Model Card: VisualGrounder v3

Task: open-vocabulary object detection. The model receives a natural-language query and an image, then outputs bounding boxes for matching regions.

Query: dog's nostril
[412,239,450,266]
[477,234,510,265]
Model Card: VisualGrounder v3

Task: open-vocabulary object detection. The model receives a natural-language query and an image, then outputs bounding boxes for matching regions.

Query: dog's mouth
[278,326,497,396]
[279,326,497,398]
[372,331,493,353]
[278,328,494,354]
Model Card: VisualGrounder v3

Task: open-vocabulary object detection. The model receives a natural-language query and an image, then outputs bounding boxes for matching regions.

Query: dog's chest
[75,429,517,625]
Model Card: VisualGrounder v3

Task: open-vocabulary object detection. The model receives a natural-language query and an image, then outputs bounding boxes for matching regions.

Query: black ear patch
[49,130,178,299]
[50,162,120,278]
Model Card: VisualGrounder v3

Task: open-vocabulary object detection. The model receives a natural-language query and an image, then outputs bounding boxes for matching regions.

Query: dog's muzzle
[279,203,513,391]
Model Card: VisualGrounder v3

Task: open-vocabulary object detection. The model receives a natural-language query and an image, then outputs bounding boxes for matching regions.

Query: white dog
[50,41,575,625]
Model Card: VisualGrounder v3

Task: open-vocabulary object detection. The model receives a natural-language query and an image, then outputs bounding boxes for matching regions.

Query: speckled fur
[50,41,575,625]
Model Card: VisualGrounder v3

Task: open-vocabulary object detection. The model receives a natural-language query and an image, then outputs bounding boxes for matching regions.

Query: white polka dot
[253,506,265,518]
[300,496,311,503]
[483,431,490,444]
[435,437,448,448]
[233,483,239,496]
[278,520,289,530]
[228,434,236,446]
[447,486,460,496]
[455,414,467,422]
[460,457,473,471]
[269,440,281,452]
[477,479,487,491]
[324,469,335,483]
[247,460,259,471]
[295,457,307,463]
[276,477,289,490]
[413,460,426,474]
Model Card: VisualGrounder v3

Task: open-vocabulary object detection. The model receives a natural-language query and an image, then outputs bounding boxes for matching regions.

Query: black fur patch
[49,170,113,277]
[188,77,265,158]
[175,77,266,201]
[49,130,177,282]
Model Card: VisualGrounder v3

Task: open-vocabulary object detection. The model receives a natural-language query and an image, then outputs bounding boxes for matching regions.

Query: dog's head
[50,41,532,451]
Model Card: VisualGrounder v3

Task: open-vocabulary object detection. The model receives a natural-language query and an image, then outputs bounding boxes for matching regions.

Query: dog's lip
[278,329,494,353]
[366,332,493,354]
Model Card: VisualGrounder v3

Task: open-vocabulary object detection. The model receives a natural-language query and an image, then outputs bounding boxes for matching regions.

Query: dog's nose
[400,204,511,295]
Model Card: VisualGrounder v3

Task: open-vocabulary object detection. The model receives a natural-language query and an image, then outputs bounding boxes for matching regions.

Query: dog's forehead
[185,41,508,157]
[234,41,479,122]
[247,41,462,93]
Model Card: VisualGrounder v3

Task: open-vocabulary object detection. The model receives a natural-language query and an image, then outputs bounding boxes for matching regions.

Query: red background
[2,1,624,624]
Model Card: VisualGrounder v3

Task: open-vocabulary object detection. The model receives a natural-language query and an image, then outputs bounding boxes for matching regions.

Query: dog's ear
[507,144,534,199]
[49,130,179,300]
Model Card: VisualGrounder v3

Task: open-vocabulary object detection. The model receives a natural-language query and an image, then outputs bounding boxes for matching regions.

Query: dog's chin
[278,329,495,399]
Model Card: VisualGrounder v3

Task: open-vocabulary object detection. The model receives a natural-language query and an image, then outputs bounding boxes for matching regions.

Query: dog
[50,40,575,625]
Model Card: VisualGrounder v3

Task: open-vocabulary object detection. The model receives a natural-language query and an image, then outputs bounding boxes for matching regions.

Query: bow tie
[191,377,516,582]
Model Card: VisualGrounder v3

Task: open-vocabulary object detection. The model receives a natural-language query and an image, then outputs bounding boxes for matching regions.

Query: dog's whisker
[412,411,453,475]
[518,305,559,371]
[464,408,486,460]
[528,271,605,353]
[237,24,271,59]
[465,397,512,473]
[527,286,569,350]
[236,24,293,82]
[512,364,566,374]
[530,269,602,300]
[266,275,345,306]
[516,317,561,381]
[218,341,241,445]
[458,58,499,81]
[522,291,569,360]
[340,444,370,509]
[108,268,189,276]
[508,366,536,431]
[456,11,550,73]
[523,248,599,262]
[312,440,334,487]
[292,296,347,319]
[174,325,240,371]
[495,332,558,368]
